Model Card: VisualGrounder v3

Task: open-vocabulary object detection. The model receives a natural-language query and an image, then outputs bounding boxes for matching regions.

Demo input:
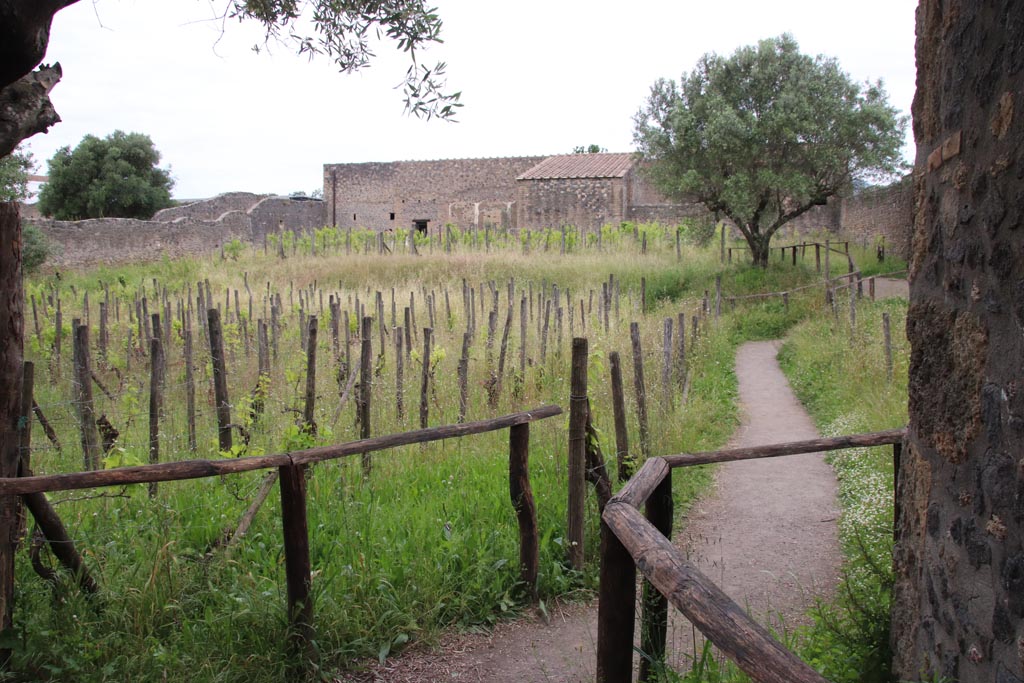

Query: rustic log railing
[0,404,562,675]
[597,427,906,683]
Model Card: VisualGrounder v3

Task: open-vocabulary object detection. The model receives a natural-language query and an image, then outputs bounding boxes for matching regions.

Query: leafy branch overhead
[230,0,462,120]
[0,0,461,161]
[633,34,906,267]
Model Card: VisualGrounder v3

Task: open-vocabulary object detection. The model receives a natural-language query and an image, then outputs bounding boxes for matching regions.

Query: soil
[335,340,841,682]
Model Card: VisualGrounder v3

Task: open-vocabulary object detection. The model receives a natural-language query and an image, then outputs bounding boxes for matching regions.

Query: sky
[25,0,918,200]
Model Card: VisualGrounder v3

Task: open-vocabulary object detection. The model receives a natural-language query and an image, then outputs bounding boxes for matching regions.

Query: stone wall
[33,211,251,268]
[153,192,268,222]
[892,2,1024,682]
[840,179,914,257]
[515,177,625,230]
[249,196,326,242]
[323,157,544,231]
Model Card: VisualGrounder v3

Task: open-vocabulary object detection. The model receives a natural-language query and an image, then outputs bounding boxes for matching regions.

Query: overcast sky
[26,0,918,200]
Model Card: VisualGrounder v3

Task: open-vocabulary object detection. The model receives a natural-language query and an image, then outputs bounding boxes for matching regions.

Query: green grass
[15,224,895,681]
[777,297,908,683]
[14,227,766,681]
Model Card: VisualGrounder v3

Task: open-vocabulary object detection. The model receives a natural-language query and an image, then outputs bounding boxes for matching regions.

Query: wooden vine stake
[608,351,631,482]
[630,322,651,460]
[419,327,432,429]
[567,338,588,570]
[303,317,318,433]
[73,324,102,471]
[148,333,163,498]
[359,316,372,477]
[207,308,232,454]
[883,312,893,382]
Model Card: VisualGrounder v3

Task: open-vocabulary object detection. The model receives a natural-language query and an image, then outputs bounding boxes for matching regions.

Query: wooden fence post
[609,351,630,483]
[638,468,673,682]
[630,323,651,460]
[597,513,636,683]
[568,338,588,570]
[395,326,405,422]
[278,462,316,673]
[508,422,538,600]
[208,308,233,454]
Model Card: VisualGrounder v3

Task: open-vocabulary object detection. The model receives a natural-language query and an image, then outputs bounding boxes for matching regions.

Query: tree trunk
[746,230,770,268]
[892,3,1024,681]
[0,203,23,666]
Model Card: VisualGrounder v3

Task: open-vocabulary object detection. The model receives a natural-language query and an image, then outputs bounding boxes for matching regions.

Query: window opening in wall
[413,219,429,235]
[353,213,357,221]
[390,212,396,221]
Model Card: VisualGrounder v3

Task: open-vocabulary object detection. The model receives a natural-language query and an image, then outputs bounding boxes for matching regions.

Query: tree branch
[0,63,62,158]
[0,0,79,89]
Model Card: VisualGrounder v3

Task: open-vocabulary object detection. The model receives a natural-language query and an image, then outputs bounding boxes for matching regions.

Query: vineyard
[9,223,890,681]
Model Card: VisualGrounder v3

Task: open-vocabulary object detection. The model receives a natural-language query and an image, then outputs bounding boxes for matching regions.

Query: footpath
[337,340,841,682]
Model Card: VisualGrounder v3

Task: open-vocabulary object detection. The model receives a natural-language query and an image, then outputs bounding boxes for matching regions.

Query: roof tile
[516,153,636,180]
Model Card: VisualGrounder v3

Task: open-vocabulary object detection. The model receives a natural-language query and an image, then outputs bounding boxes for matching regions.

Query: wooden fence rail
[0,404,562,678]
[597,427,906,683]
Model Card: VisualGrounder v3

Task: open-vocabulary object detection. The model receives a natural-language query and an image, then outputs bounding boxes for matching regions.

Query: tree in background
[0,145,32,202]
[572,144,607,154]
[37,130,173,220]
[634,34,906,267]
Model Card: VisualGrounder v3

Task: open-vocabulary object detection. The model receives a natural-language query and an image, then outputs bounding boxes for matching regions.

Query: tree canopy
[37,130,174,220]
[0,145,33,202]
[633,34,906,266]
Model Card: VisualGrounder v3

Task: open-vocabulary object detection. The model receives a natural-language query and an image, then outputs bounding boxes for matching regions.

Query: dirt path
[873,277,909,299]
[336,341,841,682]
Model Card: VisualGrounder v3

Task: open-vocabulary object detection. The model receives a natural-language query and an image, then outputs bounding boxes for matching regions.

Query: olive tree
[633,34,906,267]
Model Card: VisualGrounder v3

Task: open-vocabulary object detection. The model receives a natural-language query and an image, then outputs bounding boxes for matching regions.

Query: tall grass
[14,228,764,681]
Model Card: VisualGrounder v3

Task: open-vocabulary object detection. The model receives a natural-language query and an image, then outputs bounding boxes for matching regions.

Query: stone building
[322,153,696,235]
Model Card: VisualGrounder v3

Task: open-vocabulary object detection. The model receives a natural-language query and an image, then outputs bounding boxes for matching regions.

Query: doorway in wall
[413,219,429,235]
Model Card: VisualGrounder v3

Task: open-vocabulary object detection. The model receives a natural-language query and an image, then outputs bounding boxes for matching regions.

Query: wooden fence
[596,428,906,683]
[0,399,562,674]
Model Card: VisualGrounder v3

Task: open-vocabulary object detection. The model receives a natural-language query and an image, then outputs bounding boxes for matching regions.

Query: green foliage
[778,299,908,683]
[0,145,34,202]
[37,130,174,220]
[21,222,50,274]
[571,144,606,154]
[634,34,906,265]
[223,238,245,261]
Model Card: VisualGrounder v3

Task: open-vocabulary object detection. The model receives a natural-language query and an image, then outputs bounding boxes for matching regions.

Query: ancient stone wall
[323,157,544,231]
[840,179,914,256]
[32,211,251,268]
[152,192,268,222]
[249,196,326,242]
[892,2,1024,682]
[515,177,625,230]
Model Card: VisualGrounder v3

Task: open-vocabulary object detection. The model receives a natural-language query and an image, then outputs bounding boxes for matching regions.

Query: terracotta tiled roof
[516,153,636,180]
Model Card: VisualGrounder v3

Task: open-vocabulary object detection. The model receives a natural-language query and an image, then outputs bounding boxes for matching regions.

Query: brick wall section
[323,157,544,231]
[32,212,251,268]
[153,192,268,222]
[249,196,326,242]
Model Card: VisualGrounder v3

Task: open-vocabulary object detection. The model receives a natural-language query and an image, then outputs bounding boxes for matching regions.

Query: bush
[22,222,50,274]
